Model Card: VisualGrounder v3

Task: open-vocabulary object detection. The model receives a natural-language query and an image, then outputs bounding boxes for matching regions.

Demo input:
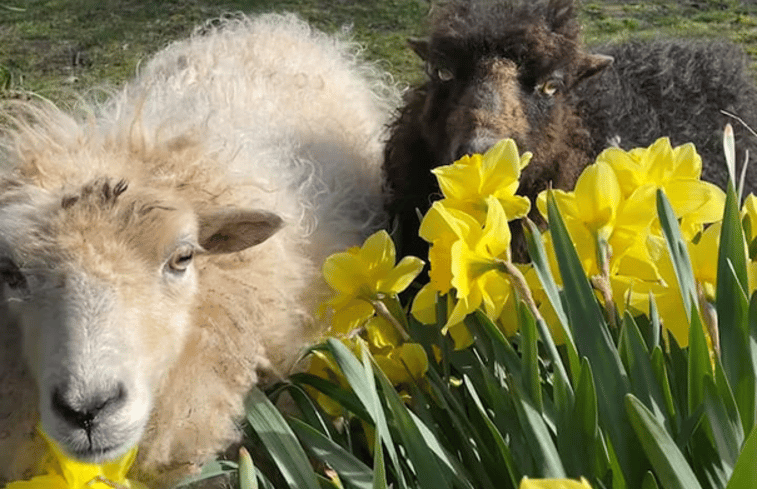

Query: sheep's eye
[0,257,26,290]
[538,79,560,96]
[167,247,195,273]
[436,68,454,82]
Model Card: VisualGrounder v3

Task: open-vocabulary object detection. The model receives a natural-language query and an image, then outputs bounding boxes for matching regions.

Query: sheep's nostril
[51,383,127,433]
[454,137,499,162]
[454,145,473,161]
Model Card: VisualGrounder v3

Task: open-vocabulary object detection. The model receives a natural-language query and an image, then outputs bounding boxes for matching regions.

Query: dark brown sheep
[384,0,757,261]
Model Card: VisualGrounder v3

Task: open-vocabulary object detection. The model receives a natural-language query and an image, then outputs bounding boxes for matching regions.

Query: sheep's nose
[455,140,494,161]
[454,132,506,162]
[51,383,127,433]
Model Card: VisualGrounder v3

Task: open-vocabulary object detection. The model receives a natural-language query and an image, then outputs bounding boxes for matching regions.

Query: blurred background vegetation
[1,0,757,105]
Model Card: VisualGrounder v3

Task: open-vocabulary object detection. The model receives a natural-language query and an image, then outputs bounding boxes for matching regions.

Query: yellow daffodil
[419,201,480,295]
[740,194,757,294]
[597,137,725,240]
[321,230,424,334]
[365,315,402,350]
[519,477,593,489]
[410,283,438,326]
[6,425,147,489]
[304,348,348,416]
[413,196,517,343]
[432,138,531,223]
[612,222,721,348]
[374,343,429,385]
[742,193,757,250]
[315,232,428,395]
[446,196,514,327]
[536,138,725,337]
[411,284,474,350]
[537,162,656,278]
[572,161,623,241]
[602,137,701,197]
[689,222,721,301]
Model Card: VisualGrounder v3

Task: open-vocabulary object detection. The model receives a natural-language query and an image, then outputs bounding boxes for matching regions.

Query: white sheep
[0,13,397,486]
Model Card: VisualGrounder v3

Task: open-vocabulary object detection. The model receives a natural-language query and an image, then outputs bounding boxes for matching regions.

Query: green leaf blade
[244,387,321,489]
[626,394,703,489]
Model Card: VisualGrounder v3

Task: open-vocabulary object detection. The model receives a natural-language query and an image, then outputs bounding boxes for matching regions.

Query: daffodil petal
[671,142,703,179]
[411,283,439,324]
[420,200,478,243]
[374,354,408,384]
[519,477,593,489]
[573,161,621,239]
[379,255,425,294]
[495,194,531,221]
[742,193,757,242]
[428,238,455,294]
[664,180,725,223]
[538,189,578,222]
[689,221,721,287]
[433,154,482,202]
[359,230,397,278]
[479,271,512,321]
[446,292,478,329]
[365,316,401,349]
[480,196,512,259]
[447,321,475,350]
[322,252,365,294]
[597,146,647,197]
[330,299,374,335]
[645,137,675,183]
[480,139,522,194]
[389,343,429,380]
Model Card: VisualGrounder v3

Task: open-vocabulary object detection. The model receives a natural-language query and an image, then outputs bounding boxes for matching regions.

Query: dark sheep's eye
[538,79,561,96]
[436,68,454,82]
[166,247,195,273]
[426,63,454,82]
[0,257,26,290]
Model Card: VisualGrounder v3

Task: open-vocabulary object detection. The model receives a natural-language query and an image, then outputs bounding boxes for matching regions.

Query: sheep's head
[412,0,612,166]
[0,176,282,463]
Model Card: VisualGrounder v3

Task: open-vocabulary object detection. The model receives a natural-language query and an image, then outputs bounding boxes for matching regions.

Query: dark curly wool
[577,38,757,191]
[384,0,757,261]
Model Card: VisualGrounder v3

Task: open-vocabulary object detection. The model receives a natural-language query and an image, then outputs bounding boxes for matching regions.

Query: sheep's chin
[44,426,143,464]
[66,441,139,464]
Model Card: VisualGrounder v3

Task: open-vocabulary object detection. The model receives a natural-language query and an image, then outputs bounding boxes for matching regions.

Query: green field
[2,0,757,105]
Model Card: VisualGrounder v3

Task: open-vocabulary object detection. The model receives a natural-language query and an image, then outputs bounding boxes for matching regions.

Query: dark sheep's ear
[408,37,430,61]
[198,208,284,254]
[546,0,577,34]
[571,52,614,87]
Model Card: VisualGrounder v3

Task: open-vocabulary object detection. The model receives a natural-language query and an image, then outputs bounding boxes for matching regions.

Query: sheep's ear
[546,0,577,35]
[197,208,284,254]
[572,52,614,87]
[408,37,430,61]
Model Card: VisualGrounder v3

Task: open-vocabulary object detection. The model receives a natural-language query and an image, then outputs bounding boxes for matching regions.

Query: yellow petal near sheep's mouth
[4,424,148,489]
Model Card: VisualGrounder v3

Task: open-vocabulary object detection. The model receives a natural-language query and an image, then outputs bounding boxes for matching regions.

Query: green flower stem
[591,236,617,330]
[696,282,720,359]
[495,259,545,325]
[371,297,411,342]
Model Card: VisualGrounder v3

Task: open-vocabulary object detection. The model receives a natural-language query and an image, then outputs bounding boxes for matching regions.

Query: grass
[2,0,757,105]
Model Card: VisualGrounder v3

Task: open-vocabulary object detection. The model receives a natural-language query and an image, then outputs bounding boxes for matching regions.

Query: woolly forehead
[424,0,581,81]
[0,178,198,274]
